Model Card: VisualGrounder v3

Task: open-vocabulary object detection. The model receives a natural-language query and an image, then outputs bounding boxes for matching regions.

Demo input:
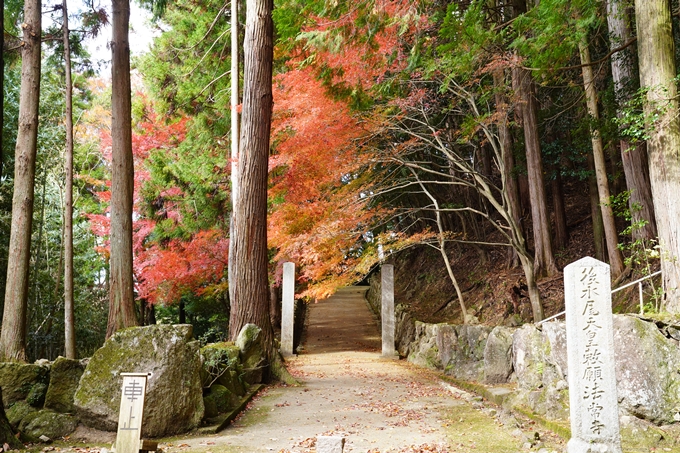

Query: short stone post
[281,262,295,356]
[115,372,151,453]
[317,435,345,453]
[564,257,621,453]
[381,264,396,358]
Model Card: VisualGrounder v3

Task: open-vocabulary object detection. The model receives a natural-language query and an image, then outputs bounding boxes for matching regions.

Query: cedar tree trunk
[62,0,76,358]
[107,0,138,338]
[513,67,558,278]
[0,0,41,362]
[606,0,657,241]
[228,0,275,356]
[579,38,625,278]
[635,0,680,311]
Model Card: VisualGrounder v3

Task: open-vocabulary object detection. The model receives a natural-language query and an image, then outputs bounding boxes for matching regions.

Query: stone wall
[365,274,680,425]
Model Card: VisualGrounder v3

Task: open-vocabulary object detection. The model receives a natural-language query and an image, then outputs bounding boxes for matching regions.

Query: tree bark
[635,0,680,311]
[228,0,275,356]
[579,38,625,279]
[551,170,568,250]
[588,153,607,262]
[107,0,138,338]
[512,67,558,278]
[228,0,240,312]
[606,0,657,241]
[62,0,76,359]
[0,0,41,362]
[493,70,521,268]
[0,0,4,181]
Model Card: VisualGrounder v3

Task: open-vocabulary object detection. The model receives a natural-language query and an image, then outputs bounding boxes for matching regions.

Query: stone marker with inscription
[564,257,621,453]
[281,262,295,356]
[115,373,151,453]
[381,264,397,358]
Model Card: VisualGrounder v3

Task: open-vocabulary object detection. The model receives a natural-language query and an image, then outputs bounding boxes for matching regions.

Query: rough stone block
[316,435,345,453]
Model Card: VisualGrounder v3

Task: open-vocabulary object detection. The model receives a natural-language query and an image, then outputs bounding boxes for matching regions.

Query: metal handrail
[535,270,662,325]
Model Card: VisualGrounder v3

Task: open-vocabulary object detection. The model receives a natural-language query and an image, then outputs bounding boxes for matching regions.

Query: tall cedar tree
[107,0,138,337]
[635,0,680,312]
[62,0,76,358]
[0,0,41,361]
[512,0,557,279]
[606,0,657,241]
[228,0,275,354]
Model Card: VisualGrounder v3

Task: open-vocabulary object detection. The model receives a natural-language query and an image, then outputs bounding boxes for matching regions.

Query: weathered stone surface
[381,264,396,358]
[26,382,48,408]
[511,323,569,420]
[484,326,515,384]
[236,324,266,385]
[317,435,345,453]
[22,409,78,440]
[201,342,244,395]
[408,322,491,381]
[565,258,621,453]
[74,324,204,437]
[44,357,85,413]
[281,262,296,356]
[0,363,50,406]
[206,384,237,413]
[395,304,416,357]
[613,315,680,424]
[6,400,37,430]
[0,388,23,450]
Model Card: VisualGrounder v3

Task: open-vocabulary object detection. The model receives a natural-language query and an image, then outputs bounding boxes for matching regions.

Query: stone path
[164,288,563,453]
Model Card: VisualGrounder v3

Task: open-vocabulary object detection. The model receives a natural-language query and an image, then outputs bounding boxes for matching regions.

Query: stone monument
[381,264,396,358]
[564,257,621,453]
[281,262,295,356]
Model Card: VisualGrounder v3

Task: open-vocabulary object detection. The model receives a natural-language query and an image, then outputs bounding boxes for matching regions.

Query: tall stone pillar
[281,262,295,356]
[565,257,621,453]
[381,264,396,358]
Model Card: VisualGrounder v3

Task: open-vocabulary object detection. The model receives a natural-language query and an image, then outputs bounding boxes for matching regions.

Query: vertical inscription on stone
[281,262,295,356]
[116,373,150,453]
[381,264,396,358]
[564,257,621,453]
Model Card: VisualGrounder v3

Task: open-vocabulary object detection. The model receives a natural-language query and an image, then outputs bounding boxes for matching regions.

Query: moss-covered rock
[26,382,47,408]
[22,409,78,440]
[74,324,204,437]
[207,385,237,413]
[613,315,680,424]
[0,388,24,450]
[6,401,37,430]
[44,357,85,413]
[202,394,219,419]
[236,324,266,385]
[0,363,50,406]
[200,342,244,395]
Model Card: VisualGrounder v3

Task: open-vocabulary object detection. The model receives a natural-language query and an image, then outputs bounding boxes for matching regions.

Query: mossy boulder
[0,363,50,406]
[204,385,237,414]
[22,409,78,441]
[26,382,47,408]
[200,342,244,395]
[236,324,266,385]
[44,357,85,413]
[6,401,37,430]
[74,324,204,437]
[613,315,680,424]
